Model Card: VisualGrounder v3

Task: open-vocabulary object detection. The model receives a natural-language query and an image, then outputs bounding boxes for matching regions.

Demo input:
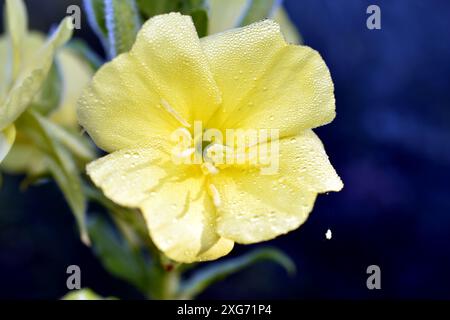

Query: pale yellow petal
[50,48,93,128]
[0,124,16,164]
[78,53,179,152]
[87,143,233,263]
[201,20,286,129]
[131,13,221,125]
[224,45,335,135]
[276,130,343,192]
[22,32,46,65]
[141,174,233,263]
[0,33,45,100]
[212,129,342,244]
[195,237,234,262]
[203,21,334,136]
[1,138,45,175]
[78,13,221,152]
[86,141,172,207]
[0,37,11,99]
[5,0,28,80]
[0,18,72,131]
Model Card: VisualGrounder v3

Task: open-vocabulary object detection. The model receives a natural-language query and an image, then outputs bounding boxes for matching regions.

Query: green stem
[160,269,181,300]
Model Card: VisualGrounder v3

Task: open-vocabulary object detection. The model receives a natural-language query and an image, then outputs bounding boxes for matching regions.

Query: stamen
[208,183,221,207]
[160,99,191,128]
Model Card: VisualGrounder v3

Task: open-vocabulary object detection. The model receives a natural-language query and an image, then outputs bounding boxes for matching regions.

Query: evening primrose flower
[1,47,94,175]
[78,13,343,263]
[0,0,73,166]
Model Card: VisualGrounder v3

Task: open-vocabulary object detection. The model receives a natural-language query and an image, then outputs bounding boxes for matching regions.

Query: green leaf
[0,124,16,164]
[83,0,109,53]
[178,247,296,299]
[238,0,281,27]
[0,17,73,131]
[183,0,209,37]
[104,0,141,58]
[136,0,180,18]
[16,111,89,244]
[87,213,153,294]
[190,8,208,38]
[62,288,114,300]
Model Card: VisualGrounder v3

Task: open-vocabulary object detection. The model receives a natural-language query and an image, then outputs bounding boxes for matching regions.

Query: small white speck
[325,229,332,240]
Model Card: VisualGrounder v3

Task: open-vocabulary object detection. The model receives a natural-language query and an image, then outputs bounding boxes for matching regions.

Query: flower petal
[5,0,28,79]
[87,143,233,263]
[78,13,221,152]
[202,21,334,136]
[201,20,286,129]
[0,124,16,164]
[0,37,11,99]
[212,129,342,244]
[86,141,172,208]
[0,18,72,131]
[0,132,45,174]
[51,48,93,128]
[141,175,233,263]
[131,13,221,126]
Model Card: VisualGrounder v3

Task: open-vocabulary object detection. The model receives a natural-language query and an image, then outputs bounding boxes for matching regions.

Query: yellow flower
[1,46,94,175]
[78,13,343,263]
[0,0,91,174]
[0,0,73,164]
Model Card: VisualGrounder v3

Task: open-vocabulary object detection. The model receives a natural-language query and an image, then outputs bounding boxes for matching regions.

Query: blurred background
[1,0,450,299]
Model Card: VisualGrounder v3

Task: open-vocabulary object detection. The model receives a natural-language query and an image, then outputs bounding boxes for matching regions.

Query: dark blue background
[0,0,449,299]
